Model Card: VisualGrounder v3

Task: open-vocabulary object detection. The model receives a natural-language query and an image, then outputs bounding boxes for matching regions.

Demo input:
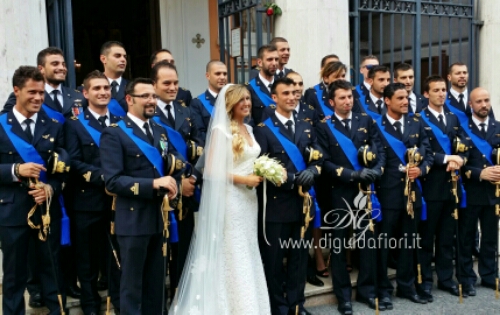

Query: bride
[170,84,271,314]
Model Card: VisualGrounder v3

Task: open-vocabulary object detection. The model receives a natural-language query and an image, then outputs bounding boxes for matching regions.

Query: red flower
[266,7,274,16]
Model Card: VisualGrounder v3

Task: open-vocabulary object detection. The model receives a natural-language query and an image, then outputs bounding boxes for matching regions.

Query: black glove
[351,168,378,184]
[295,169,315,187]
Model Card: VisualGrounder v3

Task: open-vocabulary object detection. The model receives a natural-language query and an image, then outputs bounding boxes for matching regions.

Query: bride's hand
[282,168,288,182]
[246,175,264,187]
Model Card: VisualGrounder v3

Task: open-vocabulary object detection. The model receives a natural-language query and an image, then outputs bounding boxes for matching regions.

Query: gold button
[0,199,3,203]
[274,196,277,199]
[401,178,404,182]
[81,190,85,192]
[8,151,12,154]
[136,154,140,157]
[130,207,134,211]
[91,143,94,146]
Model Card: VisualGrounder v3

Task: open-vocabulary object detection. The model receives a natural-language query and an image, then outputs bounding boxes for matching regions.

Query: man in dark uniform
[2,47,83,304]
[376,83,433,309]
[358,66,391,117]
[96,41,129,118]
[64,71,122,314]
[190,60,228,140]
[315,80,385,315]
[0,66,67,315]
[151,61,204,300]
[150,49,193,106]
[263,71,318,126]
[394,63,427,114]
[353,55,379,99]
[3,47,84,119]
[100,78,181,314]
[249,37,292,80]
[248,45,279,125]
[459,87,500,296]
[418,75,469,302]
[254,77,323,315]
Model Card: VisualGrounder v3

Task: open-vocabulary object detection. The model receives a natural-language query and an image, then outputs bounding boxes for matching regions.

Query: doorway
[71,0,161,85]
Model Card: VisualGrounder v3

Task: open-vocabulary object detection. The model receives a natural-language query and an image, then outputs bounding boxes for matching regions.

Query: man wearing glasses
[354,55,379,99]
[100,78,183,314]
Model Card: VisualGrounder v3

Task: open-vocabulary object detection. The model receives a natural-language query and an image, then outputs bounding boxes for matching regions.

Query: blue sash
[0,115,71,244]
[117,120,164,177]
[0,114,47,182]
[419,113,467,207]
[42,104,65,124]
[357,92,381,120]
[313,84,333,118]
[263,118,321,227]
[446,101,493,165]
[355,85,364,100]
[197,93,214,116]
[77,113,102,147]
[325,120,382,222]
[108,99,127,117]
[152,117,188,160]
[375,116,427,220]
[249,79,276,107]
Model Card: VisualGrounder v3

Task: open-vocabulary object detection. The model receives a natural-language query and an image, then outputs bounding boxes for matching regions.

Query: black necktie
[342,119,351,133]
[52,90,63,112]
[98,116,107,128]
[285,120,294,139]
[408,97,414,113]
[438,114,446,131]
[24,118,34,143]
[143,122,154,144]
[480,122,487,138]
[111,81,119,99]
[277,71,284,79]
[393,121,403,140]
[166,104,175,126]
[458,93,466,111]
[376,99,383,114]
[268,83,273,91]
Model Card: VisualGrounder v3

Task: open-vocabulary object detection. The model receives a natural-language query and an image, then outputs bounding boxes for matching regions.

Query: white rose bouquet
[247,155,285,189]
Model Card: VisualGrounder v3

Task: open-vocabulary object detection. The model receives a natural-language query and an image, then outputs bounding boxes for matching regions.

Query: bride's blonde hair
[225,84,251,160]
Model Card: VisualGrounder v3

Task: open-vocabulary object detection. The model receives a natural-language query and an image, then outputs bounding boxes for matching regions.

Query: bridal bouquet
[251,155,286,187]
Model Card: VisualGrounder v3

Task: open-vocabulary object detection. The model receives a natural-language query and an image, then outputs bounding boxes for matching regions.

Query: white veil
[169,84,234,314]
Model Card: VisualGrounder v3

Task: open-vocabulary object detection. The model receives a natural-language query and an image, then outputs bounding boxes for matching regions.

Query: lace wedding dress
[219,124,271,314]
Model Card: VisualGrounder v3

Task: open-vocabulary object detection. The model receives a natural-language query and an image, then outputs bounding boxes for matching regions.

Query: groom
[254,77,323,315]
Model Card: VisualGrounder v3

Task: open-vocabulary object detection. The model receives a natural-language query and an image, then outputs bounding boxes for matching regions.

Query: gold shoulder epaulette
[414,112,421,117]
[320,118,326,123]
[308,105,314,110]
[361,112,368,116]
[70,116,78,120]
[257,122,265,127]
[110,123,118,127]
[75,89,81,93]
[52,118,59,123]
[308,86,315,90]
[181,87,187,91]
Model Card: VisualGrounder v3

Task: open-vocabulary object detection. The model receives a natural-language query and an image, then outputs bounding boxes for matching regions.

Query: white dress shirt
[45,83,63,105]
[385,114,405,134]
[449,87,468,107]
[259,74,274,93]
[88,107,110,127]
[11,108,38,181]
[127,112,153,136]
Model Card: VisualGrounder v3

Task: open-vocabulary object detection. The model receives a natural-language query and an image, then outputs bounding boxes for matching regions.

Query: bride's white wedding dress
[170,119,271,315]
[219,124,270,314]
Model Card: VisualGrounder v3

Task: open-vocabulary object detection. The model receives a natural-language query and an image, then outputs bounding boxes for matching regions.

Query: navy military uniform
[190,89,216,140]
[262,99,319,127]
[305,83,363,119]
[154,99,204,299]
[3,86,84,117]
[419,110,469,298]
[407,93,427,115]
[176,87,193,107]
[376,113,433,301]
[100,115,183,314]
[0,109,67,315]
[247,76,275,125]
[254,114,323,315]
[445,90,495,119]
[64,109,121,314]
[315,113,385,306]
[459,117,500,293]
[352,83,370,99]
[249,67,292,81]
